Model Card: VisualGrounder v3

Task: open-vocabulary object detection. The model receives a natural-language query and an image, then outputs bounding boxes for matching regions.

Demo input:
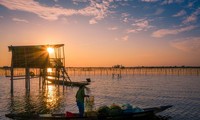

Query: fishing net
[85,96,95,112]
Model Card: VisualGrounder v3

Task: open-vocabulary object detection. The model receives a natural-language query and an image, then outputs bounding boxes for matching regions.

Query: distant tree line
[112,64,125,69]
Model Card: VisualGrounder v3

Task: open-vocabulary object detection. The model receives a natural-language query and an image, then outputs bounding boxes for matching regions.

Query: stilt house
[8,44,67,93]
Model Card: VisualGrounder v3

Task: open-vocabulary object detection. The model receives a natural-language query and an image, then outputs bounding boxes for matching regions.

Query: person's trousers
[77,101,84,117]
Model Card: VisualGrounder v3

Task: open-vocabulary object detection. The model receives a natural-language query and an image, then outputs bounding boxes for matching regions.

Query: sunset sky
[0,0,200,67]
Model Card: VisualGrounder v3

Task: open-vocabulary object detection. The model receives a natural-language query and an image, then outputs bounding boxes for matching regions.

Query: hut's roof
[8,44,64,51]
[8,44,64,68]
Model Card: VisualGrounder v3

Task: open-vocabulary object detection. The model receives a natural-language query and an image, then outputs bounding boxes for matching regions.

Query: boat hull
[5,105,172,120]
[47,79,89,87]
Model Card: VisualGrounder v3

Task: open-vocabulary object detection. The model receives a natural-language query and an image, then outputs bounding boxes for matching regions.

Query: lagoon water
[0,68,200,120]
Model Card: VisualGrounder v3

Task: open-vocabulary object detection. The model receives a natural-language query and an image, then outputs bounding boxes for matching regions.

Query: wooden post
[39,68,42,89]
[62,68,64,92]
[25,67,30,92]
[42,68,46,90]
[10,51,14,94]
[10,67,14,94]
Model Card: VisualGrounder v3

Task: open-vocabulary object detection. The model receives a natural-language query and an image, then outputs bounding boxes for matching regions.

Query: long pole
[10,67,14,94]
[25,67,30,92]
[10,49,14,94]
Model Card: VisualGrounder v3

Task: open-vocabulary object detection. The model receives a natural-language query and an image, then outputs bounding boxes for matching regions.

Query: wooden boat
[46,76,91,87]
[47,78,90,87]
[5,105,172,120]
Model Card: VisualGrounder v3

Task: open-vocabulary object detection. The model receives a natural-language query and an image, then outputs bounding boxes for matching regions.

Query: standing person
[76,85,89,117]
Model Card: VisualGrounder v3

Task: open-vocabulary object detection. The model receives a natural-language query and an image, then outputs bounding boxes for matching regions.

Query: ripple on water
[0,74,200,120]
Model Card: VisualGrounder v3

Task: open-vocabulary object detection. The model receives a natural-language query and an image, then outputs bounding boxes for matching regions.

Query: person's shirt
[76,87,85,103]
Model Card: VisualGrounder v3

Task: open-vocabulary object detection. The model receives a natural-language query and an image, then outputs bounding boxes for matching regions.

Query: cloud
[12,18,29,23]
[122,35,129,41]
[72,0,89,5]
[0,0,113,24]
[0,0,75,20]
[126,29,137,33]
[152,25,196,38]
[121,13,129,18]
[133,19,151,29]
[114,35,129,41]
[84,0,113,24]
[188,2,194,7]
[183,15,197,24]
[170,37,200,52]
[141,0,158,2]
[123,18,128,23]
[154,8,164,15]
[89,19,97,24]
[161,0,173,4]
[127,19,152,33]
[187,1,198,8]
[173,10,186,17]
[161,0,184,5]
[183,8,200,24]
[121,13,130,22]
[108,26,118,30]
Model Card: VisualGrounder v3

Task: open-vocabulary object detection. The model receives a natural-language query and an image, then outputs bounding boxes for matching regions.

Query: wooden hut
[8,44,67,93]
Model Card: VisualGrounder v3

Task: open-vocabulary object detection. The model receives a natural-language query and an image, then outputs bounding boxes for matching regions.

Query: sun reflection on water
[44,85,61,111]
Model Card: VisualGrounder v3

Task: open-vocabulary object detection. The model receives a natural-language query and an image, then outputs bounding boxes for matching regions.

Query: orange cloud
[170,37,200,52]
[152,25,196,38]
[12,18,29,23]
[108,26,118,30]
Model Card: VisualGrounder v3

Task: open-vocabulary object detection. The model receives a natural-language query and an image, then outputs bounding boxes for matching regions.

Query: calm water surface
[0,71,200,120]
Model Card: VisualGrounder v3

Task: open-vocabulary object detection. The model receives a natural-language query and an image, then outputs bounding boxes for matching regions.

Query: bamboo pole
[25,67,30,92]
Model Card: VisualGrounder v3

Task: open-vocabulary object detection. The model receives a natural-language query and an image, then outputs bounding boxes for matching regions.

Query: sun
[47,47,54,54]
[47,68,53,73]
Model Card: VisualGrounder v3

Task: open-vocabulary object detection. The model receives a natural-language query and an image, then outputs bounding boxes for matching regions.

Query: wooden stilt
[25,67,30,92]
[10,67,14,94]
[39,69,42,89]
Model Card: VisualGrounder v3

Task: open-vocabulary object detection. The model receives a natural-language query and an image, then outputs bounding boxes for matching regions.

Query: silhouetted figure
[76,85,89,117]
